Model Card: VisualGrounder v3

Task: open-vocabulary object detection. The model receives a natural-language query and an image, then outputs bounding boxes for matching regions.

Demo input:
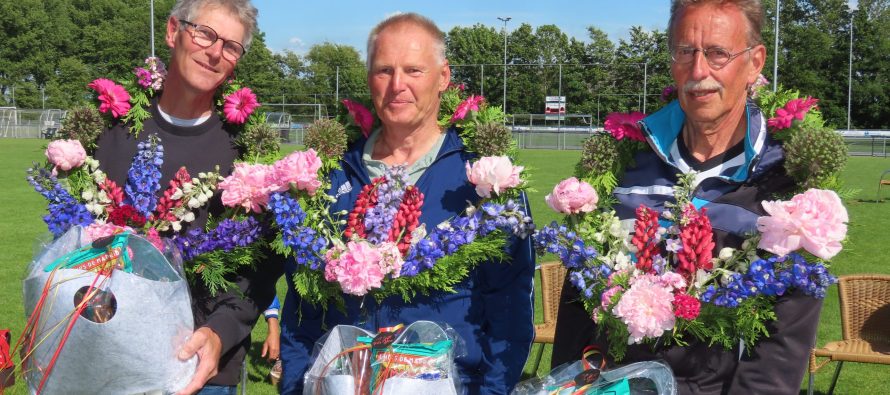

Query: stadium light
[497,17,511,113]
[773,0,779,92]
[847,4,856,130]
[151,0,156,58]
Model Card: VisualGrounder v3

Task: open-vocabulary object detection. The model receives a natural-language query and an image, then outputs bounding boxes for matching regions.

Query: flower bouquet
[264,86,533,309]
[535,88,848,361]
[303,321,464,395]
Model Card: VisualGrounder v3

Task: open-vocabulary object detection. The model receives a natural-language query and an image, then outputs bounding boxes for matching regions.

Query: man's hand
[261,317,281,362]
[176,327,222,395]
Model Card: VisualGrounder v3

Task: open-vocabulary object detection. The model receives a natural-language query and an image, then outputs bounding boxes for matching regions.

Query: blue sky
[253,0,671,57]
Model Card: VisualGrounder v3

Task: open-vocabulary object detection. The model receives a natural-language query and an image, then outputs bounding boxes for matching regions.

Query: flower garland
[535,77,849,361]
[32,57,280,294]
[213,83,533,309]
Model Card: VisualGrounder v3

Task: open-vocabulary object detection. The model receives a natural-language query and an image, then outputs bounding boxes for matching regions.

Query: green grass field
[1,138,888,394]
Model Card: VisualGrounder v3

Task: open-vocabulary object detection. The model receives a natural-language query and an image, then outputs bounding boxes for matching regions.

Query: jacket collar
[639,99,781,183]
[341,126,464,185]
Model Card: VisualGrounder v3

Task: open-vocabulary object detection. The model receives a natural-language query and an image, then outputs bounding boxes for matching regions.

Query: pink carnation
[673,293,701,320]
[604,112,646,142]
[767,97,818,131]
[756,188,848,260]
[88,78,131,118]
[84,223,132,242]
[218,163,277,213]
[658,272,687,290]
[223,87,259,124]
[465,156,523,198]
[600,286,622,308]
[612,274,676,344]
[324,240,387,296]
[273,149,322,195]
[342,99,374,138]
[450,95,484,123]
[545,177,599,214]
[45,139,87,173]
[378,242,404,278]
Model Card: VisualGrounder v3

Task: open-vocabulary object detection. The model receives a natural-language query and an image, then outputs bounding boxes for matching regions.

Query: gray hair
[170,0,258,51]
[366,12,446,70]
[668,0,764,49]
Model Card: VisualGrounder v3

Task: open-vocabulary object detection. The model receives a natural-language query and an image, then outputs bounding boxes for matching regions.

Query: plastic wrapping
[21,227,196,394]
[303,320,465,395]
[512,360,676,395]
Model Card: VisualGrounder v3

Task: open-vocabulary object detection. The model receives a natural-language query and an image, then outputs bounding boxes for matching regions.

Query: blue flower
[124,134,164,217]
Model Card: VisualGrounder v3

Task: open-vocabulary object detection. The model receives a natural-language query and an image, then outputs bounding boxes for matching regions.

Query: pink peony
[465,156,523,198]
[89,78,131,118]
[604,112,646,142]
[218,163,278,213]
[612,274,676,344]
[324,240,387,296]
[45,139,87,172]
[757,189,848,260]
[273,149,322,195]
[545,177,599,214]
[223,87,259,124]
[342,99,374,138]
[767,97,818,131]
[450,95,484,123]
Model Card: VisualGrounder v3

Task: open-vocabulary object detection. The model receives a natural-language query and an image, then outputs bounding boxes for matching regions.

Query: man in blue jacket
[278,13,535,394]
[553,1,822,394]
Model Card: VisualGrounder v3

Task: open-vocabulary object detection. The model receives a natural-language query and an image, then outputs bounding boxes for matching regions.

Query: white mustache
[682,79,723,93]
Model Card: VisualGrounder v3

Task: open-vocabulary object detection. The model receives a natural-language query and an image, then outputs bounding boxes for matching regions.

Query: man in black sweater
[92,1,280,394]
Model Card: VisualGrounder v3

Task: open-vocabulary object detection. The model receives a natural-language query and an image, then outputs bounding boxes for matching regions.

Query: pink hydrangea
[604,112,646,142]
[450,95,484,123]
[324,240,387,296]
[273,149,322,195]
[45,139,87,173]
[218,163,278,213]
[545,177,599,214]
[223,87,259,124]
[88,78,131,118]
[767,97,818,131]
[342,99,374,138]
[658,272,687,290]
[465,156,523,198]
[757,188,848,260]
[612,274,676,344]
[378,242,404,279]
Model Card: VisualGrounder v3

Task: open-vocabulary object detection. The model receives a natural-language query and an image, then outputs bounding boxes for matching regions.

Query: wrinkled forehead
[192,4,247,42]
[672,3,748,47]
[370,23,441,63]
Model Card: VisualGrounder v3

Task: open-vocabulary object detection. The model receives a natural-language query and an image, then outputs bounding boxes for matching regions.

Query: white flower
[182,182,194,193]
[197,193,208,204]
[608,220,624,237]
[92,171,106,184]
[411,224,428,243]
[85,201,104,215]
[171,221,182,232]
[662,210,674,220]
[718,247,735,261]
[693,269,710,290]
[614,253,633,271]
[171,188,183,200]
[180,211,196,223]
[81,189,94,201]
[593,232,605,244]
[187,198,201,208]
[97,190,110,203]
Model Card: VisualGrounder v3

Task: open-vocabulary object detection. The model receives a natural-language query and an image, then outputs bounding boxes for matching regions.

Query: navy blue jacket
[279,128,536,394]
[552,101,823,395]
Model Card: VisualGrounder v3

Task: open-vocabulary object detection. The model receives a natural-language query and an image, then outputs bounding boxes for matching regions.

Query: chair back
[539,262,568,326]
[838,275,890,343]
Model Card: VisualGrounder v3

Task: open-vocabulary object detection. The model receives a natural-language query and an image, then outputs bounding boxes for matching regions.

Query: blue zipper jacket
[552,101,823,395]
[279,128,536,394]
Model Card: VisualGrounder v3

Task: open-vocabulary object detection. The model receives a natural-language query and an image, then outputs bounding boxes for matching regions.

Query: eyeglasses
[179,20,246,61]
[671,46,755,69]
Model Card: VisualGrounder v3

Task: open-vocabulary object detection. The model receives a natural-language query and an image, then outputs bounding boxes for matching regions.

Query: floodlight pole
[498,17,511,113]
[847,8,855,130]
[773,0,780,92]
[150,0,156,58]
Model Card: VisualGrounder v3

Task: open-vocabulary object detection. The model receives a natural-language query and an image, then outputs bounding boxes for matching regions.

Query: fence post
[480,64,484,97]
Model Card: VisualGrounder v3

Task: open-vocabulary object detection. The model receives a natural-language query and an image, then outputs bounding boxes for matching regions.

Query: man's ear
[747,44,767,86]
[165,16,179,49]
[439,60,451,92]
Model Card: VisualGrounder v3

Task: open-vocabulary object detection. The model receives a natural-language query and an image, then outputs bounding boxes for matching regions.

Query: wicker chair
[808,274,890,395]
[525,262,568,377]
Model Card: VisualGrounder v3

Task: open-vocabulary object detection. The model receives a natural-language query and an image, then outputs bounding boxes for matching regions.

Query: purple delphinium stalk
[174,217,262,261]
[124,134,164,218]
[268,192,326,269]
[27,166,94,237]
[533,221,598,269]
[364,166,408,244]
[701,253,836,307]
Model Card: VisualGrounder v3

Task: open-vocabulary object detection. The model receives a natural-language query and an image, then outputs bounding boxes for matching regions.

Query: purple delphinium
[174,217,262,261]
[268,192,326,269]
[27,166,94,237]
[701,253,836,307]
[364,166,408,244]
[124,134,164,218]
[533,222,598,269]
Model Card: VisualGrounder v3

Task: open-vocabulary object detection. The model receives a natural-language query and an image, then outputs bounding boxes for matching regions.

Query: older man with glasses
[552,0,822,394]
[92,1,281,394]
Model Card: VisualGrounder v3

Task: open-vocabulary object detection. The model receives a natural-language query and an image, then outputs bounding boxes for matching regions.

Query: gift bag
[303,321,464,395]
[21,227,196,394]
[0,329,13,389]
[512,347,676,395]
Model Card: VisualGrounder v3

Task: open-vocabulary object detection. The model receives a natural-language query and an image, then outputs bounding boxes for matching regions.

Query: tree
[302,42,366,116]
[445,24,503,97]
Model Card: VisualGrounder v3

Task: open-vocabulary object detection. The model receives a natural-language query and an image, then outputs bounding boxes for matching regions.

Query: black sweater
[93,102,282,385]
